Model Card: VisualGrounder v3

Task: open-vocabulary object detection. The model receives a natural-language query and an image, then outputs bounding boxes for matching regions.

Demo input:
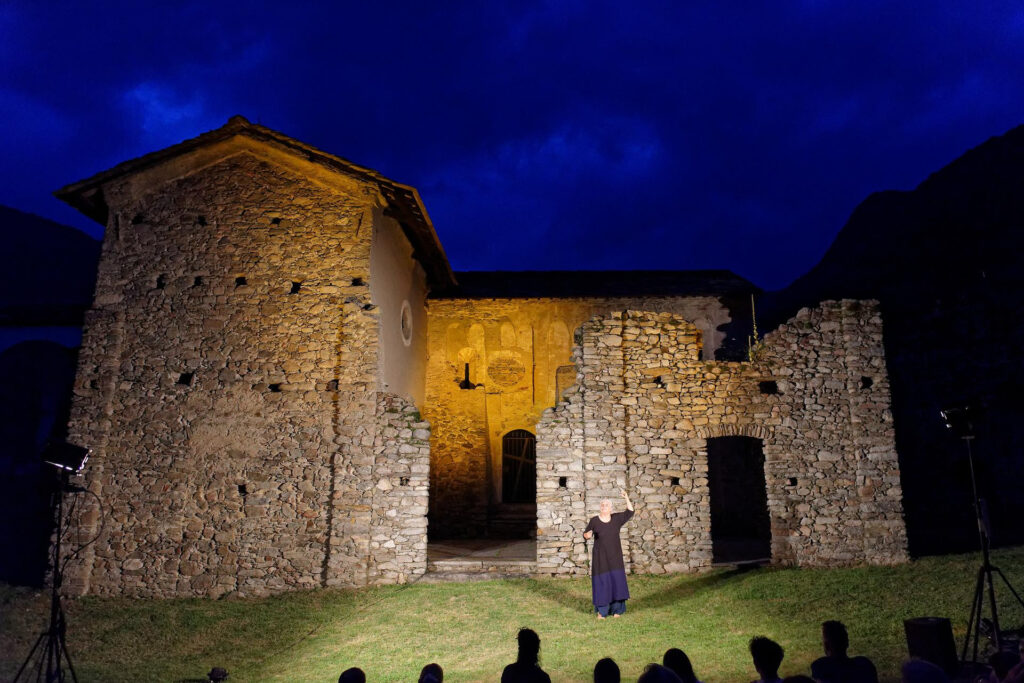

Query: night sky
[2,2,1022,290]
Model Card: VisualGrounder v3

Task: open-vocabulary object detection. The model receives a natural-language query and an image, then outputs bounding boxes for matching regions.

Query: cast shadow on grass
[630,567,756,611]
[520,578,595,614]
[518,567,756,615]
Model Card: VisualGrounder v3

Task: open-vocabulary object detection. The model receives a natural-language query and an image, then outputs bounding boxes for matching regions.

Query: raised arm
[621,488,633,512]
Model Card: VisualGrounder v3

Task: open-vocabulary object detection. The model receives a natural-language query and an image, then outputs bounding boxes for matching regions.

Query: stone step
[427,558,536,573]
[415,569,536,585]
[422,559,537,583]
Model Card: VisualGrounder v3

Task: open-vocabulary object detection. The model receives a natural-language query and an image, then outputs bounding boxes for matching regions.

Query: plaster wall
[370,211,428,407]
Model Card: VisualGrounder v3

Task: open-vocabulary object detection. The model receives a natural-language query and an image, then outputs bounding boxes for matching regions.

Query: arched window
[501,430,536,503]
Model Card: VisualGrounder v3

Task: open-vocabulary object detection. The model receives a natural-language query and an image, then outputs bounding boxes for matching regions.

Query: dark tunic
[584,509,634,606]
[501,661,552,683]
[810,655,879,683]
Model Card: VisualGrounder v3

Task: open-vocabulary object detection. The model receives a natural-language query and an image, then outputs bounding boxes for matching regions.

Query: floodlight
[42,441,91,474]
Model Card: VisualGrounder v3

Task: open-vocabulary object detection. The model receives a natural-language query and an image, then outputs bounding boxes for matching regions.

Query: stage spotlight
[42,440,91,474]
[940,405,976,440]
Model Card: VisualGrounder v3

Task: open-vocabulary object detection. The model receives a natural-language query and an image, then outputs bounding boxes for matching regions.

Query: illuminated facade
[57,117,907,597]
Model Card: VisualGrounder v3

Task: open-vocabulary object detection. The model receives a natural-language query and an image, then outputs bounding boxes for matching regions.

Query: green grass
[2,547,1023,682]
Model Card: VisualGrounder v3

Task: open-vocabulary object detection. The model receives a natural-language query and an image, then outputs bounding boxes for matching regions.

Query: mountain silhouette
[0,205,100,324]
[764,124,1024,555]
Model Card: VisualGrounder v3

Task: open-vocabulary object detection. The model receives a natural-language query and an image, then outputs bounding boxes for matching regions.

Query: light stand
[940,407,1024,666]
[14,442,90,683]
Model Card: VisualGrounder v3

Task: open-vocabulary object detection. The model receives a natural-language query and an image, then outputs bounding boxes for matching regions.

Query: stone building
[57,117,907,597]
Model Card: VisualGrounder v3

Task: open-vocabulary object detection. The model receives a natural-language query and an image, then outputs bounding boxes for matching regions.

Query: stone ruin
[536,306,907,575]
[55,117,908,597]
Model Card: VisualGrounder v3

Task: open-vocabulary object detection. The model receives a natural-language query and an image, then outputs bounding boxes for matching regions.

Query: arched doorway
[501,429,536,503]
[707,436,771,564]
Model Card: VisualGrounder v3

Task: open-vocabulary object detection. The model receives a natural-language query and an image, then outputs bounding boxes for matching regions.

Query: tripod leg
[58,616,79,683]
[992,566,1024,609]
[984,565,1002,650]
[962,566,985,665]
[12,631,46,682]
[36,640,47,681]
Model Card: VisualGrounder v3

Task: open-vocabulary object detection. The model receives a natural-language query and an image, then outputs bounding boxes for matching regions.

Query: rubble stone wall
[368,394,430,585]
[64,151,429,596]
[536,301,908,574]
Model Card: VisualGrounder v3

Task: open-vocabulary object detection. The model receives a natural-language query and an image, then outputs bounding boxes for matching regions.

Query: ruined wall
[536,302,907,574]
[367,394,430,585]
[424,296,730,538]
[64,150,428,596]
[759,301,907,566]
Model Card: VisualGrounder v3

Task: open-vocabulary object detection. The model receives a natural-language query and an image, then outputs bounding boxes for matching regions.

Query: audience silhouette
[593,656,620,683]
[419,662,444,683]
[330,621,996,682]
[663,647,701,683]
[501,627,552,683]
[901,659,950,683]
[750,636,785,683]
[811,620,878,683]
[337,666,366,683]
[638,663,684,682]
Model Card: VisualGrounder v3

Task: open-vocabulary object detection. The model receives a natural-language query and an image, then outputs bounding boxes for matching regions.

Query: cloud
[122,82,209,136]
[418,114,666,269]
[0,88,72,147]
[4,1,1024,287]
[487,117,661,184]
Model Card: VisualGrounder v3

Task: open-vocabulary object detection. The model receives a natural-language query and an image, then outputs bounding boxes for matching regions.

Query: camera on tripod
[939,405,1024,668]
[941,405,977,440]
[13,440,92,683]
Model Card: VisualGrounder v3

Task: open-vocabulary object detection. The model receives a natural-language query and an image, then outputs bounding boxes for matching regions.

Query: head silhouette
[638,663,683,683]
[594,657,620,683]
[901,659,950,683]
[663,648,697,683]
[517,628,541,665]
[750,636,784,680]
[419,662,443,683]
[822,621,849,657]
[338,667,365,683]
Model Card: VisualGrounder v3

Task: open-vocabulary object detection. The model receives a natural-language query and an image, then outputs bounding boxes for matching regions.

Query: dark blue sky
[2,1,1022,289]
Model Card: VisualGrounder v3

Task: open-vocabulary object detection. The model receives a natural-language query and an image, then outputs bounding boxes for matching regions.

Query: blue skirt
[592,568,630,606]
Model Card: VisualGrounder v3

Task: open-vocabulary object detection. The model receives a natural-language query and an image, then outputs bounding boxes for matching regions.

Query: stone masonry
[536,302,908,575]
[57,118,907,598]
[63,144,430,597]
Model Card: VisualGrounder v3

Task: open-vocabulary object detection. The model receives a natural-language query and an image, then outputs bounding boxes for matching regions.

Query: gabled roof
[435,269,758,299]
[55,115,456,290]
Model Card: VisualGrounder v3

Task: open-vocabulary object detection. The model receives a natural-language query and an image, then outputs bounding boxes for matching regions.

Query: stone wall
[367,394,430,585]
[536,301,908,574]
[424,296,732,538]
[64,151,429,596]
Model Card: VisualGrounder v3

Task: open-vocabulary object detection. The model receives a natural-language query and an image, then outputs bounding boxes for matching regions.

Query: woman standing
[583,489,634,619]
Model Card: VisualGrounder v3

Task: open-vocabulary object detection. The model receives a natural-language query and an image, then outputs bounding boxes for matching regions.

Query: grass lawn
[1,546,1023,682]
